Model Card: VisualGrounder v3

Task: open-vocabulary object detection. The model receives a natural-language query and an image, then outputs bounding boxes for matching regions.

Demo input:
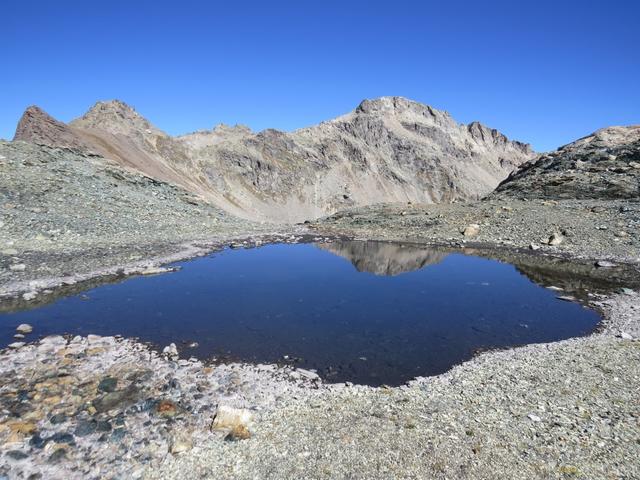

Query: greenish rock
[5,450,28,460]
[92,384,141,413]
[49,413,68,425]
[97,376,118,393]
[48,448,67,463]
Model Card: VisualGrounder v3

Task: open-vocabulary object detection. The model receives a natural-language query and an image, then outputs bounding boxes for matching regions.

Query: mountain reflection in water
[317,241,448,276]
[0,241,602,386]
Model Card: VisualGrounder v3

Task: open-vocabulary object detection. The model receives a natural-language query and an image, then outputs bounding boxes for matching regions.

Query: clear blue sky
[2,0,638,151]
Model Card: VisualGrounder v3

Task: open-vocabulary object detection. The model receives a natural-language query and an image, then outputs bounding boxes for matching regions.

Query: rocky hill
[13,97,534,222]
[493,125,640,200]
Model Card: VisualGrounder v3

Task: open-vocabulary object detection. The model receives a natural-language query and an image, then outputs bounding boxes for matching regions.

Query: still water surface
[0,241,600,385]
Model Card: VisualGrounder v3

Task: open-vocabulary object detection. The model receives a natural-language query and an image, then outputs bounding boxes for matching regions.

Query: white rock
[9,264,26,272]
[619,332,633,340]
[22,291,37,301]
[547,233,564,246]
[527,413,542,422]
[295,368,320,381]
[140,266,179,276]
[462,224,480,237]
[40,335,66,346]
[163,343,179,358]
[8,342,25,349]
[16,323,33,334]
[595,260,617,268]
[211,405,253,431]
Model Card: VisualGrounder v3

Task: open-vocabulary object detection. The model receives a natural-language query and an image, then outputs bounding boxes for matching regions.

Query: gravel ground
[312,199,640,263]
[148,293,639,480]
[0,335,322,479]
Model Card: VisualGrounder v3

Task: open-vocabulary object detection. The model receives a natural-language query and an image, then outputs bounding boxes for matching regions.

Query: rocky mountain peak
[356,96,447,120]
[467,121,533,154]
[13,105,89,151]
[70,99,164,137]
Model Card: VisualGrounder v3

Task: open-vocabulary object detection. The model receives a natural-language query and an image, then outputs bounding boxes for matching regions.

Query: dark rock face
[493,126,640,200]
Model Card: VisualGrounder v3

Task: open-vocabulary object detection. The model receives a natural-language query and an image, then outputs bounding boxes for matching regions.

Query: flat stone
[49,413,68,425]
[527,413,542,422]
[98,376,118,393]
[5,450,28,460]
[595,260,617,268]
[8,342,25,349]
[9,264,26,272]
[92,385,141,413]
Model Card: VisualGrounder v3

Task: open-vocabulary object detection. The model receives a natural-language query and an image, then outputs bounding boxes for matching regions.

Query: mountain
[13,97,534,222]
[318,240,447,276]
[493,125,640,200]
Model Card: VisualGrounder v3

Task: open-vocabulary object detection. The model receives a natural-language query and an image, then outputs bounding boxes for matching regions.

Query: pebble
[527,413,542,422]
[97,376,118,393]
[595,260,617,268]
[9,263,26,272]
[8,342,25,349]
[619,332,633,340]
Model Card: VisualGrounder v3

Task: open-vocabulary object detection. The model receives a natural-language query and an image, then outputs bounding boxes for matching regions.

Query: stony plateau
[13,96,533,222]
